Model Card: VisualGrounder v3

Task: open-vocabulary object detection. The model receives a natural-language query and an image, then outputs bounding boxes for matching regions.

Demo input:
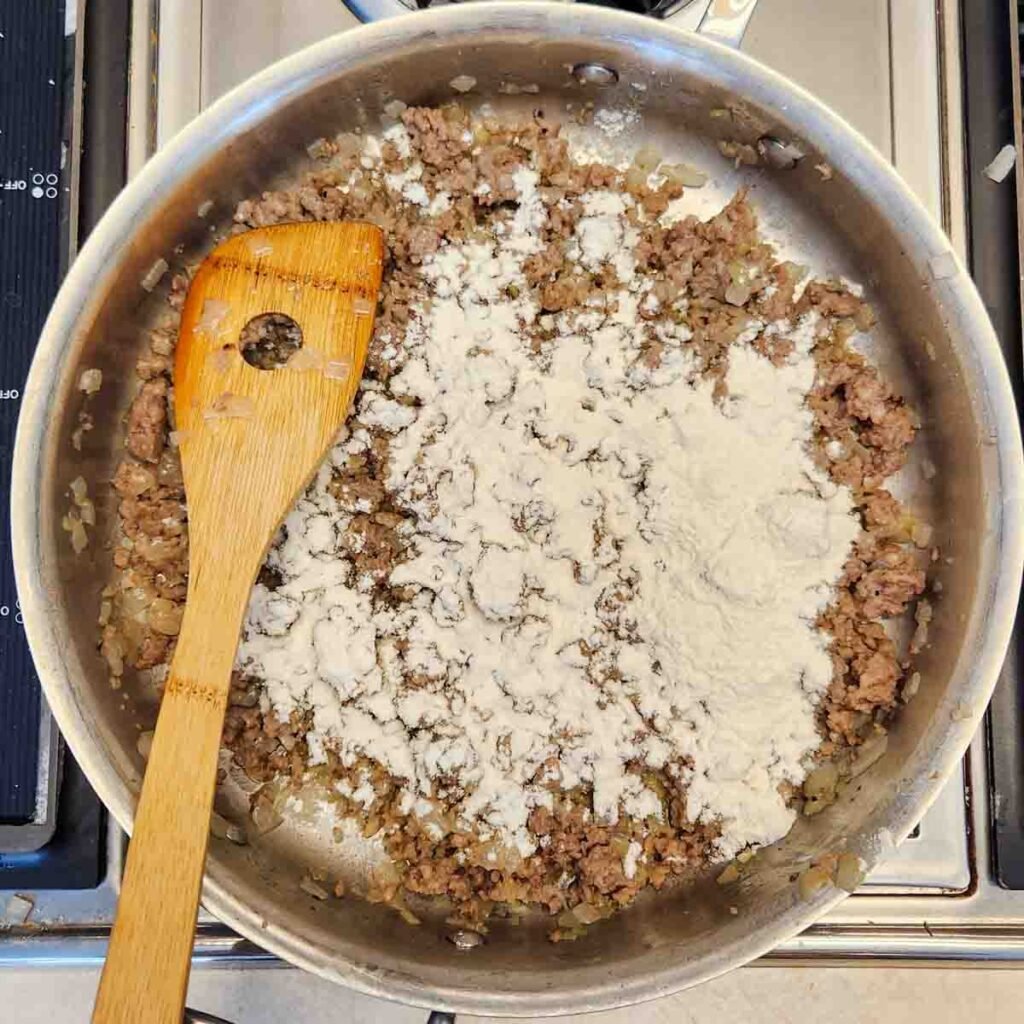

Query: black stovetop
[971,0,1024,890]
[0,0,131,892]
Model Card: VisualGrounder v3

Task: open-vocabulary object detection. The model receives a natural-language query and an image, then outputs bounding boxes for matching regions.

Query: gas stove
[2,0,1024,984]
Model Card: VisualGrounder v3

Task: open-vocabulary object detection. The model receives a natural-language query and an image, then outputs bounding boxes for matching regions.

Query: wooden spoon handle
[93,582,247,1024]
[93,676,224,1023]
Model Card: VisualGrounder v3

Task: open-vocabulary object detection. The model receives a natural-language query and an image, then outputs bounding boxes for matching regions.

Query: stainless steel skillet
[11,3,1024,1016]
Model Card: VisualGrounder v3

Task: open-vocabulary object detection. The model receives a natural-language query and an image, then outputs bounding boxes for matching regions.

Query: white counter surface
[5,963,1022,1022]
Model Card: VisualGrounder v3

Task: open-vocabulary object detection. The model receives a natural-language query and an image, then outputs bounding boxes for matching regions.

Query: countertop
[6,963,1024,1022]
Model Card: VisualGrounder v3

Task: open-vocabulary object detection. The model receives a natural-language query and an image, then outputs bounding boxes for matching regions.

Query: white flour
[237,154,860,861]
[593,107,640,137]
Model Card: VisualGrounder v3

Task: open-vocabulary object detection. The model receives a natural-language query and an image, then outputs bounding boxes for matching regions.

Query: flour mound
[237,160,859,861]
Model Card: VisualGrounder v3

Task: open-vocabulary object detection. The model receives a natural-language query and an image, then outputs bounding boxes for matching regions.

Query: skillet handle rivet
[571,62,619,86]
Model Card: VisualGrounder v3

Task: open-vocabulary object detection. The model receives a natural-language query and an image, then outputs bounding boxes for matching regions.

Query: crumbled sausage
[855,546,926,618]
[125,378,168,463]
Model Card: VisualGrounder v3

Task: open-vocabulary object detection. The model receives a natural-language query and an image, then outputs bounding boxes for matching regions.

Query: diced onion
[324,360,351,381]
[151,333,174,356]
[983,144,1016,183]
[101,635,125,677]
[141,258,169,292]
[204,393,255,421]
[69,476,88,504]
[570,902,604,925]
[902,671,921,703]
[633,146,661,173]
[147,598,183,637]
[70,519,88,554]
[912,521,933,548]
[662,162,707,188]
[300,877,330,901]
[803,762,839,799]
[716,862,739,885]
[79,368,103,395]
[724,282,752,306]
[288,347,325,372]
[194,298,231,335]
[5,893,35,924]
[245,235,273,258]
[210,347,232,372]
[797,864,832,901]
[251,796,284,836]
[210,812,248,846]
[120,463,156,495]
[137,730,154,760]
[835,852,865,893]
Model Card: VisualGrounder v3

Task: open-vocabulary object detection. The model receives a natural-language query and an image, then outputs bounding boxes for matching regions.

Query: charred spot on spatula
[239,312,303,370]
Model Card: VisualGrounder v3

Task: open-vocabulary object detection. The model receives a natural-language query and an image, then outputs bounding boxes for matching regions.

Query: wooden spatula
[92,221,384,1024]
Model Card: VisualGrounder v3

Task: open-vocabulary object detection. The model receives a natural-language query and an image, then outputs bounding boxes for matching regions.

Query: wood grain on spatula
[92,221,384,1024]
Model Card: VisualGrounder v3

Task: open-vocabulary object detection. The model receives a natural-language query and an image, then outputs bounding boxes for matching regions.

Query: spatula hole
[239,312,303,370]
